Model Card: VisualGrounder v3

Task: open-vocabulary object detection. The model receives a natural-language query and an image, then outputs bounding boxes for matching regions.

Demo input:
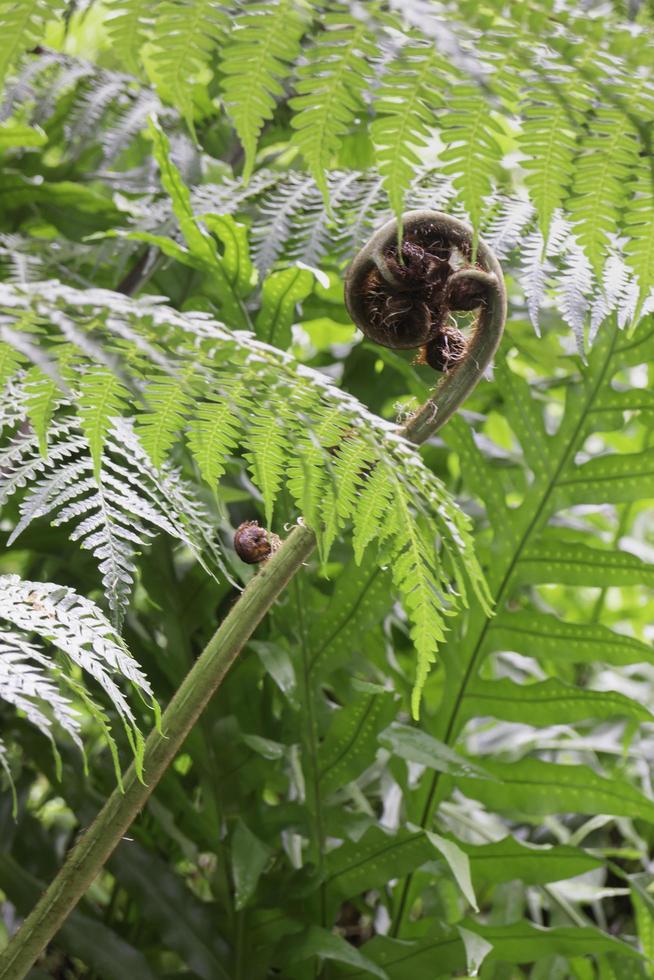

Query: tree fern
[221,0,309,183]
[290,6,377,203]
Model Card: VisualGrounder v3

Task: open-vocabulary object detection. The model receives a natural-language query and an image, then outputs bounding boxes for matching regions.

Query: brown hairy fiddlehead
[234,521,280,564]
[345,210,507,443]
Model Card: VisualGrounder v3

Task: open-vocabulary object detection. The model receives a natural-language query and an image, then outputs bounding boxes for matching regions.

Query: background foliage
[2,0,654,977]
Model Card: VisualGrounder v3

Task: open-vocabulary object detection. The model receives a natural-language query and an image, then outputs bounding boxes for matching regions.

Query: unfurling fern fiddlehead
[345,210,507,444]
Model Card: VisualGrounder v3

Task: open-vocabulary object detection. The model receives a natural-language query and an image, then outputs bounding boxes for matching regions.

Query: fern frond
[66,70,130,150]
[567,103,641,274]
[371,39,448,219]
[187,380,250,491]
[482,196,535,260]
[290,7,377,203]
[440,82,505,235]
[624,155,654,312]
[0,408,218,626]
[136,373,195,468]
[557,234,593,356]
[105,0,153,77]
[251,172,322,273]
[221,0,308,183]
[285,401,346,554]
[0,630,82,754]
[0,575,154,744]
[78,368,131,477]
[590,251,638,341]
[0,0,64,88]
[519,82,585,244]
[244,385,296,528]
[23,365,63,457]
[0,233,46,284]
[149,0,227,133]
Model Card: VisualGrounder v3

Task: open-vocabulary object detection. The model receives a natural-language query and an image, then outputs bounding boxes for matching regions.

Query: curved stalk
[0,212,505,979]
[0,526,315,980]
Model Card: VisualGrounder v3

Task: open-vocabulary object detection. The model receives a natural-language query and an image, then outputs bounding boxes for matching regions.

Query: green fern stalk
[0,524,316,980]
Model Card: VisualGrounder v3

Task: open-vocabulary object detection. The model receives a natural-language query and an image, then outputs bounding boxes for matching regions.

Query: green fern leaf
[0,342,25,388]
[455,757,654,823]
[255,266,315,348]
[516,539,654,589]
[286,402,345,558]
[460,676,652,727]
[488,610,654,667]
[147,116,250,328]
[23,366,61,457]
[137,375,194,468]
[221,0,308,183]
[351,459,393,564]
[371,40,447,219]
[244,388,293,527]
[203,214,256,298]
[624,157,654,311]
[567,105,640,274]
[78,368,130,478]
[519,82,584,244]
[290,8,376,203]
[187,381,250,491]
[0,0,64,87]
[318,688,395,795]
[148,0,226,133]
[105,0,153,77]
[388,490,449,719]
[440,82,505,236]
[321,434,377,562]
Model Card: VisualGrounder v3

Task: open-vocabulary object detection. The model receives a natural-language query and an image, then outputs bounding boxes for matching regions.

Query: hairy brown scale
[348,222,489,373]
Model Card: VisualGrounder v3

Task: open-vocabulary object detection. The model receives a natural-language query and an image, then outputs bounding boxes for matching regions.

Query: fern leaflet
[221,0,308,183]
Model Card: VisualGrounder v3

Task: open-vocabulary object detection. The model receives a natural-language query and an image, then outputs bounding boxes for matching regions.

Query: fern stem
[0,524,316,980]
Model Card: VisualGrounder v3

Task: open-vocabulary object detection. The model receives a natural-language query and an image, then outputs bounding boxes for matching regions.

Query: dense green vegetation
[1,1,654,977]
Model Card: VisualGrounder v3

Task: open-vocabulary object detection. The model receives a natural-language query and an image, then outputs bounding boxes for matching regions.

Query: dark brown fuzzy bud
[421,324,468,373]
[234,521,274,564]
[445,272,490,312]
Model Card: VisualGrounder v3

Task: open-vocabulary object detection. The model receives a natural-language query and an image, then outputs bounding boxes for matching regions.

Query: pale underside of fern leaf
[0,574,157,787]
